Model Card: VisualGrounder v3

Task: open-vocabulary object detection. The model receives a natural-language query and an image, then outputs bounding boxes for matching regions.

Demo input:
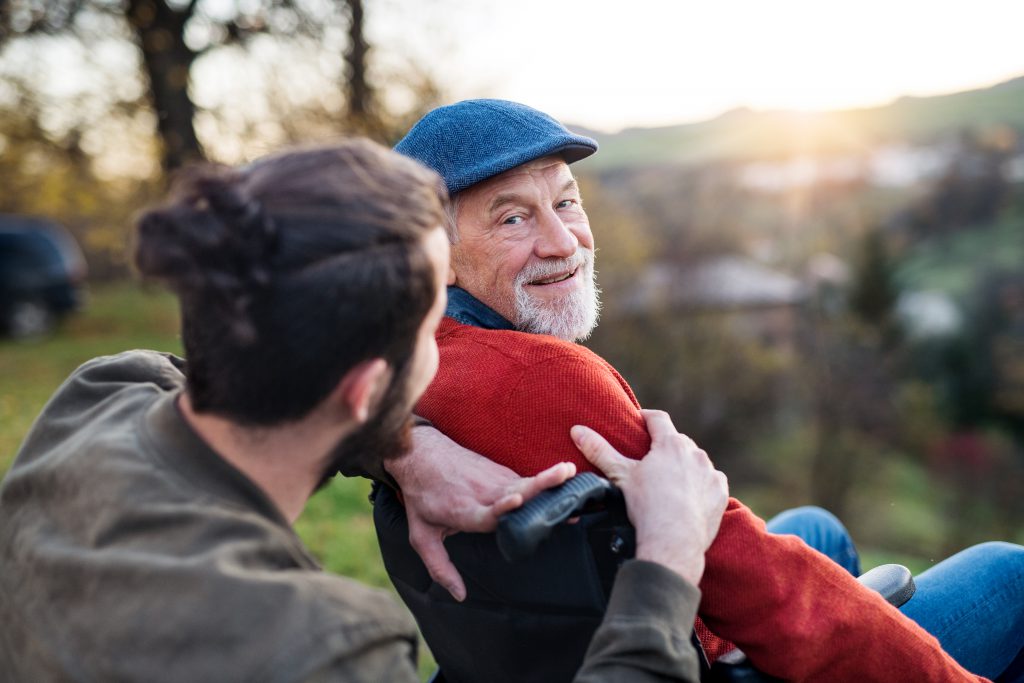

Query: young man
[386,99,1024,682]
[0,140,729,682]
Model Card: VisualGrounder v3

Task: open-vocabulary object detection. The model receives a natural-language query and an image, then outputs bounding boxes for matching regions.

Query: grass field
[0,282,436,678]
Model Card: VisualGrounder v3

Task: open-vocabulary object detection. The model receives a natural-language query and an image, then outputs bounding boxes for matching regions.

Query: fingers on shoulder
[640,409,676,442]
[641,409,705,454]
[571,425,630,480]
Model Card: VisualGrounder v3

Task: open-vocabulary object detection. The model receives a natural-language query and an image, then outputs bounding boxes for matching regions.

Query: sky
[10,0,1024,172]
[377,0,1024,132]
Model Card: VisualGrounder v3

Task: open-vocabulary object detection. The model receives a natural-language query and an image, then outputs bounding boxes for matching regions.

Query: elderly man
[378,100,1024,683]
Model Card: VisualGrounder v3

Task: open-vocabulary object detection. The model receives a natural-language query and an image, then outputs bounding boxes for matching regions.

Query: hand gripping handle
[496,472,618,562]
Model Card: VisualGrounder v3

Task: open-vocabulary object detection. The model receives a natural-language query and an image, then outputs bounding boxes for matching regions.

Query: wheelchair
[373,473,916,683]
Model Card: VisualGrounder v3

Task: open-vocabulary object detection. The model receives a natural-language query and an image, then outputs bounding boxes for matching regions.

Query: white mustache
[515,249,590,287]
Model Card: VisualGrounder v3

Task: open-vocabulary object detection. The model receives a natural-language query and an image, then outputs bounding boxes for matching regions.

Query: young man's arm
[384,426,576,601]
[573,561,703,683]
[572,409,727,683]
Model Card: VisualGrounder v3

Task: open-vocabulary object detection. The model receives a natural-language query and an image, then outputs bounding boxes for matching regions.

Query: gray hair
[443,193,461,244]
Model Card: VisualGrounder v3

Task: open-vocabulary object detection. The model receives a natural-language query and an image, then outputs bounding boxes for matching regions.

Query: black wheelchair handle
[496,472,620,562]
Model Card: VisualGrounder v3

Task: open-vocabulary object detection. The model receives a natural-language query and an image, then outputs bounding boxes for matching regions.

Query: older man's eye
[556,199,577,209]
[503,215,524,225]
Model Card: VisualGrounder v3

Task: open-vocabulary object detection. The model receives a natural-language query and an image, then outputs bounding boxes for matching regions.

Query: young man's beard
[318,358,416,489]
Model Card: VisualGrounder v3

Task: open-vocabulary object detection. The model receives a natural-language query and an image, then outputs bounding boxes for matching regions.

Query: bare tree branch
[2,0,443,170]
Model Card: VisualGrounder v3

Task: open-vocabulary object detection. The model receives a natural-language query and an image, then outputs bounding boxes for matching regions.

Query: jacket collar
[445,286,515,331]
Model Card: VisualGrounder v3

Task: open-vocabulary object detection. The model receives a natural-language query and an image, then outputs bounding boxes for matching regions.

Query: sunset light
[427,0,1024,130]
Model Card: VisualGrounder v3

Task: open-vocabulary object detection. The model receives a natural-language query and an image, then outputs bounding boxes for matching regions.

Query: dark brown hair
[135,139,446,426]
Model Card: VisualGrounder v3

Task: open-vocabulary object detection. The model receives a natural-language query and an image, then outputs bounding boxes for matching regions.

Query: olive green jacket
[0,351,701,682]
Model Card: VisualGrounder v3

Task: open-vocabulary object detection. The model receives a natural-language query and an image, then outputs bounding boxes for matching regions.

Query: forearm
[574,561,702,683]
[699,500,988,682]
[379,424,576,600]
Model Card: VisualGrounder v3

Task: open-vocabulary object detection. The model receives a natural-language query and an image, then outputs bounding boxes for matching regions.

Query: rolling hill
[577,75,1024,171]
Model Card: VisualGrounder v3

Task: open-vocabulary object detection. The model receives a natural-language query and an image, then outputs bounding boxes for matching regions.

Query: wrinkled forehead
[458,156,574,205]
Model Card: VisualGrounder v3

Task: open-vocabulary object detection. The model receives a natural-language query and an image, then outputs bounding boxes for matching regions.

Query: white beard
[512,248,601,342]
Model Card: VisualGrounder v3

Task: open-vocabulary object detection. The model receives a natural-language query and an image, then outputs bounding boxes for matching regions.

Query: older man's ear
[447,264,457,286]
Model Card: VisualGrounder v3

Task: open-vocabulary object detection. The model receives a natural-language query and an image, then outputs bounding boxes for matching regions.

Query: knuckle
[670,435,692,457]
[408,526,434,551]
[505,482,526,500]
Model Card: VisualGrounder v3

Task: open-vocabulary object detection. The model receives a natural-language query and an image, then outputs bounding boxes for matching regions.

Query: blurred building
[623,256,808,348]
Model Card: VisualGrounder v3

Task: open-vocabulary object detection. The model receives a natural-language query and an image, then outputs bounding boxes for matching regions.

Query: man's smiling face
[449,156,600,341]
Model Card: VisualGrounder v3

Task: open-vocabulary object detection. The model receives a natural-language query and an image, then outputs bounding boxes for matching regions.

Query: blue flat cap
[395,99,598,195]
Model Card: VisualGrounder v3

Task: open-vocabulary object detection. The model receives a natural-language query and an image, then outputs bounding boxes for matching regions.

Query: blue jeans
[766,506,1024,682]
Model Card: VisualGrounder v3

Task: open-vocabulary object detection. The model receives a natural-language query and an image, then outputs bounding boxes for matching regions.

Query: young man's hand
[385,426,575,601]
[571,409,728,585]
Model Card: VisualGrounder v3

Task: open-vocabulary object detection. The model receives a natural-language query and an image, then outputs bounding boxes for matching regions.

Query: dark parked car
[0,215,87,338]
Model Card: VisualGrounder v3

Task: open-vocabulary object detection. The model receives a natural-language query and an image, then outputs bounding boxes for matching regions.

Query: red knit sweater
[417,317,987,682]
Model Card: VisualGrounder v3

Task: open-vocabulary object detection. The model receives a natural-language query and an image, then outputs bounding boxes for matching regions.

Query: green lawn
[0,284,182,472]
[0,282,436,679]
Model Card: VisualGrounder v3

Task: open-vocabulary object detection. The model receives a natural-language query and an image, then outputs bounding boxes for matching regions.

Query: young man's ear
[332,358,390,423]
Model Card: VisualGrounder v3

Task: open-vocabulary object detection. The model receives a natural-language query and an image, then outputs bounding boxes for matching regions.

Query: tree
[343,0,373,129]
[0,54,165,277]
[906,130,1014,239]
[848,228,899,336]
[800,227,903,518]
[2,0,422,173]
[1,0,446,275]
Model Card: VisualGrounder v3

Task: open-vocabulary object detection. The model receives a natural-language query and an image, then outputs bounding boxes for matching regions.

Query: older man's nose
[535,210,579,259]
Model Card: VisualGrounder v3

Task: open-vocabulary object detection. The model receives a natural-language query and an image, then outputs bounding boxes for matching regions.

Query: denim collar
[446,286,515,331]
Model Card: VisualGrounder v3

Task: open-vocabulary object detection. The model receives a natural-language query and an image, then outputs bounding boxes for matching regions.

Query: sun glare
[433,0,1024,131]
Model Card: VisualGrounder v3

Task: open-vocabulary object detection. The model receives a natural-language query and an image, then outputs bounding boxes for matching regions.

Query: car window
[1,230,65,264]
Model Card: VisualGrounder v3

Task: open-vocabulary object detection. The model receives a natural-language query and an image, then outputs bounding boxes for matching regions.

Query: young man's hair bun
[135,166,278,342]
